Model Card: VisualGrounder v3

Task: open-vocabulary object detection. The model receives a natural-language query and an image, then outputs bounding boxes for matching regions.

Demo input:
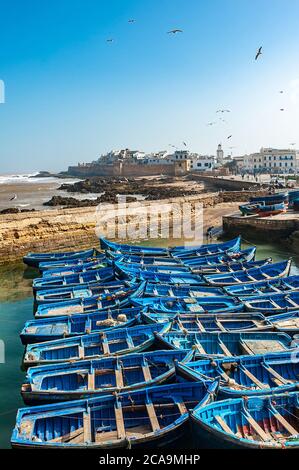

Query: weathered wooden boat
[132,296,244,315]
[100,237,171,256]
[23,248,96,268]
[41,258,109,278]
[180,247,256,267]
[142,312,273,333]
[11,381,218,449]
[32,267,115,292]
[249,192,288,204]
[190,391,299,448]
[224,274,299,297]
[145,283,224,298]
[176,351,299,398]
[21,350,193,404]
[115,258,270,278]
[101,236,241,258]
[243,290,299,314]
[203,259,291,287]
[239,202,286,217]
[268,311,299,335]
[23,323,171,367]
[20,307,142,344]
[34,282,146,319]
[124,270,204,285]
[171,236,241,259]
[115,246,256,268]
[155,331,294,358]
[35,279,136,305]
[38,251,106,272]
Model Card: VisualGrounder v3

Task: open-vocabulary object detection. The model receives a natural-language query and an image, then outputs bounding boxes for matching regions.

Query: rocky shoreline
[44,176,203,207]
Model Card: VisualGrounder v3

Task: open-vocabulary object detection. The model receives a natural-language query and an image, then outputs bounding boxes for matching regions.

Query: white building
[251,148,298,173]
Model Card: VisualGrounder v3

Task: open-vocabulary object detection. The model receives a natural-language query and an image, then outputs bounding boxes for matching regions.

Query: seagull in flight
[280,108,285,112]
[227,135,232,139]
[279,90,284,94]
[168,29,183,34]
[216,109,230,113]
[182,141,187,147]
[106,38,114,43]
[255,46,262,60]
[207,122,216,126]
[9,194,17,201]
[128,19,136,23]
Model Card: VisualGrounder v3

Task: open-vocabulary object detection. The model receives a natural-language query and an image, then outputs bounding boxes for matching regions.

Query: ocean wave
[0,173,40,184]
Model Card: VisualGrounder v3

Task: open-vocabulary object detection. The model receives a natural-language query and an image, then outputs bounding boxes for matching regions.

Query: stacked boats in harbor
[239,190,299,217]
[11,235,299,449]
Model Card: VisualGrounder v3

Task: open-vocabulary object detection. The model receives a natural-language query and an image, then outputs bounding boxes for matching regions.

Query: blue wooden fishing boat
[142,312,273,333]
[11,381,218,449]
[155,331,294,358]
[170,236,241,259]
[32,266,115,292]
[20,307,142,344]
[34,282,146,319]
[132,296,244,315]
[100,237,171,256]
[101,236,241,258]
[267,311,299,335]
[41,258,108,278]
[21,350,193,404]
[23,248,96,268]
[191,391,299,448]
[224,274,299,297]
[114,258,270,278]
[35,279,136,305]
[145,283,224,298]
[114,246,256,268]
[176,351,299,398]
[239,202,286,217]
[23,323,171,367]
[249,192,288,204]
[203,259,291,287]
[243,290,299,314]
[180,247,256,267]
[38,251,106,273]
[124,270,204,285]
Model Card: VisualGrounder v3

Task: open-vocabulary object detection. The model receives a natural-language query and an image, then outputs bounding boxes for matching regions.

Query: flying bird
[128,19,136,23]
[106,38,114,43]
[255,46,262,60]
[9,194,17,201]
[279,90,284,93]
[290,142,296,146]
[182,141,187,147]
[168,29,183,34]
[207,122,216,126]
[216,109,230,113]
[280,108,285,111]
[227,135,232,139]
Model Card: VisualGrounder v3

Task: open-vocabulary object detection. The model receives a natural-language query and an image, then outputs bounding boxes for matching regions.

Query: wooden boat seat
[214,415,235,435]
[115,403,126,439]
[271,411,298,436]
[240,365,270,389]
[243,412,270,442]
[241,340,286,355]
[146,402,160,432]
[88,372,95,390]
[215,320,226,332]
[83,411,92,442]
[142,364,152,382]
[193,342,206,355]
[262,363,293,385]
[195,320,206,332]
[218,340,232,356]
[115,367,124,388]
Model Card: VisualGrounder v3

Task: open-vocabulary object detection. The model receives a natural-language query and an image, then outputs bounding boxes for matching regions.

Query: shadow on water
[0,241,298,449]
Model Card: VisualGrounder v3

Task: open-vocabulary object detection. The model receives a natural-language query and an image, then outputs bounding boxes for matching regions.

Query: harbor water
[0,242,299,448]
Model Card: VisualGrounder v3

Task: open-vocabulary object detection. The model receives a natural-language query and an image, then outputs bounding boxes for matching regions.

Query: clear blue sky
[1,0,299,172]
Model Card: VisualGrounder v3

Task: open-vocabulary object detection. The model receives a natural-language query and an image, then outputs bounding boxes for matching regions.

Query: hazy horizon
[1,0,299,173]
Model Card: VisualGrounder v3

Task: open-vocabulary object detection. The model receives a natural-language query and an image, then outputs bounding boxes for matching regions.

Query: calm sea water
[0,242,298,448]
